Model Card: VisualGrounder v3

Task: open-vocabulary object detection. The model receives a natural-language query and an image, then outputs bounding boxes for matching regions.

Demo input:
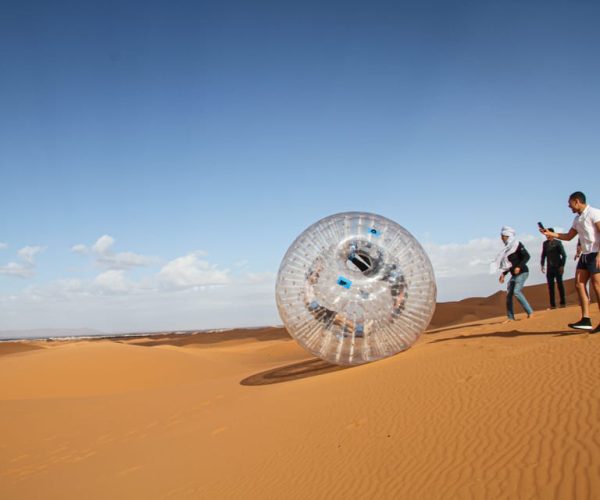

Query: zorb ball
[276,212,436,365]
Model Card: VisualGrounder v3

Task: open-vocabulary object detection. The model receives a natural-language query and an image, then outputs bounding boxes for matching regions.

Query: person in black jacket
[494,226,534,321]
[541,228,567,309]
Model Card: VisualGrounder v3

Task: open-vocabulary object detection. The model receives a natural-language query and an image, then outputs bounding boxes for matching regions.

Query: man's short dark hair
[548,227,554,232]
[569,191,586,204]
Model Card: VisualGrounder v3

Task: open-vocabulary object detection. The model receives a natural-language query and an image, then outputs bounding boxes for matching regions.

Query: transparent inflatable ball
[275,212,436,365]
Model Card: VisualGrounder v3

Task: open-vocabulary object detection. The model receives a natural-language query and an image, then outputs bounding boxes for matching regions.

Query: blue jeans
[507,272,533,319]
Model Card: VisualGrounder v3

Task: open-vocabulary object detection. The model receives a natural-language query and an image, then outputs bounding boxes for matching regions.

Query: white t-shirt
[572,205,600,254]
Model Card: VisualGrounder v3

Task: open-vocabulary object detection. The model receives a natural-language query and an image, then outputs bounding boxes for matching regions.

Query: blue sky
[1,0,599,335]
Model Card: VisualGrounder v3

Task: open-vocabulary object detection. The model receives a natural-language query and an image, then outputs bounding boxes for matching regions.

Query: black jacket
[541,239,566,269]
[502,242,530,276]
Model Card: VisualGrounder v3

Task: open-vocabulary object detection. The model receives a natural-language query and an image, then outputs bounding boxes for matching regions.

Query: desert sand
[1,278,599,499]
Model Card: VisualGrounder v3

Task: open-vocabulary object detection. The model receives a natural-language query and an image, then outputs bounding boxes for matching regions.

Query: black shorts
[576,252,600,274]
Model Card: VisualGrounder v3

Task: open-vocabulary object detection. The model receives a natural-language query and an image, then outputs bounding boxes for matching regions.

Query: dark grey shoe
[568,318,593,330]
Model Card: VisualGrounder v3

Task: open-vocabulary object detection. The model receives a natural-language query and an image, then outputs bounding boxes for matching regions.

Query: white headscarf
[490,226,520,273]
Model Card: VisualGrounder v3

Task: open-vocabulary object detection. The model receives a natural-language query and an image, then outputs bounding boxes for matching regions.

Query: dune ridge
[429,277,596,329]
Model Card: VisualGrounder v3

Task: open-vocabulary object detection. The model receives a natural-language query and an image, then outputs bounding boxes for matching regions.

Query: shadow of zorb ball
[276,212,436,365]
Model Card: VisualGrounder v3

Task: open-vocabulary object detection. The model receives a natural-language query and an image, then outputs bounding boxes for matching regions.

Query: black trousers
[546,266,566,308]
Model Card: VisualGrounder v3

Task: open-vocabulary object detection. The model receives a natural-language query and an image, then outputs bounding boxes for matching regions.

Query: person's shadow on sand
[425,320,505,335]
[428,329,581,343]
[240,358,351,386]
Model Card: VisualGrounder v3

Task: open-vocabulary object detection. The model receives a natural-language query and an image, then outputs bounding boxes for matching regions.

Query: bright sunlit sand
[1,280,599,499]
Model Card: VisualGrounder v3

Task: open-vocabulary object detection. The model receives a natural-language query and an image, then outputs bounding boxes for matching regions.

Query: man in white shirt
[540,191,600,332]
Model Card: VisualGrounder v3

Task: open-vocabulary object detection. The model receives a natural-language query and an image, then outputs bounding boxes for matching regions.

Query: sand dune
[1,282,600,499]
[429,277,596,329]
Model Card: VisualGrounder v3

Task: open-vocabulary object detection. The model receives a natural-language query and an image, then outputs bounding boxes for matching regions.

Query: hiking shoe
[568,317,593,330]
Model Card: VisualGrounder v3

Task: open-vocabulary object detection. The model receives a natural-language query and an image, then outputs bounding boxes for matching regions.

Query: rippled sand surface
[1,282,599,499]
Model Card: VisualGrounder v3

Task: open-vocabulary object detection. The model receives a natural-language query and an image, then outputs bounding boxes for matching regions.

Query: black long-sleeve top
[541,239,567,269]
[502,242,530,276]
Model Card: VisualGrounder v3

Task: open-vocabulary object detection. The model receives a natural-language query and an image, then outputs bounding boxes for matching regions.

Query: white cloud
[69,241,230,292]
[0,242,7,250]
[55,279,87,294]
[0,262,35,278]
[1,239,276,332]
[73,235,158,270]
[424,233,579,301]
[98,251,159,269]
[93,270,135,294]
[92,235,115,254]
[0,245,44,279]
[17,246,44,265]
[423,233,577,280]
[1,269,278,333]
[2,231,584,333]
[20,279,89,301]
[240,271,276,285]
[71,244,88,255]
[158,252,231,288]
[423,237,500,279]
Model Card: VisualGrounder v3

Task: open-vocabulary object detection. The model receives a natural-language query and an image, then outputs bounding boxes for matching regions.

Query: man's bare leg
[575,268,591,318]
[591,272,600,313]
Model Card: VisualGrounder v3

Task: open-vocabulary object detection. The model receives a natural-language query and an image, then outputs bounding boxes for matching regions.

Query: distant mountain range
[0,328,106,341]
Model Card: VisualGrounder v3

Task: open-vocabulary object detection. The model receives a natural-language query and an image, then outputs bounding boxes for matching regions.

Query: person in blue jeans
[494,226,534,321]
